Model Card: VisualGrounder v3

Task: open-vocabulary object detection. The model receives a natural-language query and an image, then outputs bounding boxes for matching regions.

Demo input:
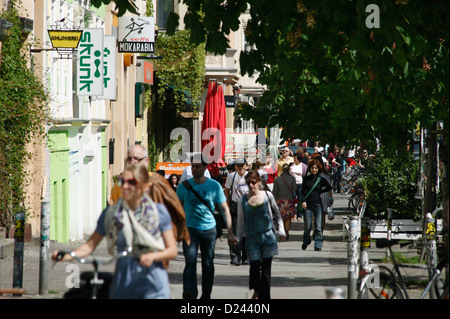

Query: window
[157,0,174,29]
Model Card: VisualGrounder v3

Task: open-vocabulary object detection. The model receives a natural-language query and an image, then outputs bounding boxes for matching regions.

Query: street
[0,193,425,299]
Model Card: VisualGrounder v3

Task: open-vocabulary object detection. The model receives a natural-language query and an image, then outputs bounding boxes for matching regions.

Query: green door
[48,130,70,243]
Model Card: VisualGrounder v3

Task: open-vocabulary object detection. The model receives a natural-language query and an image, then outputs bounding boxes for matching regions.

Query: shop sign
[99,35,117,100]
[77,28,104,96]
[118,17,155,53]
[48,30,82,48]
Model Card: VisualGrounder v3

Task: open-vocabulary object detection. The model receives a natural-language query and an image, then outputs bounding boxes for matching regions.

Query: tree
[162,0,448,154]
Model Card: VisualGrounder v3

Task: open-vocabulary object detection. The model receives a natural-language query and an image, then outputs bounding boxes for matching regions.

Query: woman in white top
[289,154,307,221]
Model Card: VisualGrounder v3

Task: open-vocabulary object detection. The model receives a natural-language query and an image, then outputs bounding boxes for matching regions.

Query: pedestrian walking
[315,156,334,233]
[276,147,294,177]
[263,153,277,191]
[301,158,333,251]
[272,163,297,239]
[176,157,237,299]
[110,144,190,252]
[236,170,286,299]
[290,154,307,221]
[168,173,180,192]
[147,173,191,269]
[332,148,345,193]
[224,157,249,265]
[110,144,150,204]
[52,164,178,299]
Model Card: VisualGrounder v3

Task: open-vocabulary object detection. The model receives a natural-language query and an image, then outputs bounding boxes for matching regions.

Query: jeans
[303,203,323,249]
[333,169,342,192]
[296,184,303,218]
[182,227,217,299]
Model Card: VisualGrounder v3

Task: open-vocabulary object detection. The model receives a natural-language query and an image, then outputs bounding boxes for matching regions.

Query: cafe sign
[118,17,155,53]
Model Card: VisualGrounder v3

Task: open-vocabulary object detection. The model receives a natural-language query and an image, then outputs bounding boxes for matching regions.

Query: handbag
[327,205,335,221]
[298,177,321,213]
[182,180,224,239]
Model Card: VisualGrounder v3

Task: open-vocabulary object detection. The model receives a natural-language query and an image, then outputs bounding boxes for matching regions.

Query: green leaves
[1,4,50,227]
[361,151,422,220]
[90,0,138,16]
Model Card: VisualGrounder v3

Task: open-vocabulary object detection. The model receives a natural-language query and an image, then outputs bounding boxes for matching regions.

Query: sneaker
[230,259,240,266]
[314,247,322,251]
[242,260,250,265]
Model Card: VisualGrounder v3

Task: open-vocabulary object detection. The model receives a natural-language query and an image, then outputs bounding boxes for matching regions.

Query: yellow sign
[48,30,83,48]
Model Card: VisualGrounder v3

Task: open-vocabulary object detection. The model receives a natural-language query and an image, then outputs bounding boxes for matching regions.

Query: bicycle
[358,205,448,299]
[358,238,448,299]
[54,247,132,299]
[341,166,364,195]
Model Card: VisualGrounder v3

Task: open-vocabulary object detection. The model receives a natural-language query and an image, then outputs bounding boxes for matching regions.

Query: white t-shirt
[225,171,248,203]
[289,164,303,184]
[180,165,211,182]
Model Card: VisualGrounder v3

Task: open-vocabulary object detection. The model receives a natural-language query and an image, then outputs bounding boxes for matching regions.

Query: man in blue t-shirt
[177,158,237,299]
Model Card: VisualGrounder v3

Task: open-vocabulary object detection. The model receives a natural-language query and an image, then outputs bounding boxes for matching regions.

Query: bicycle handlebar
[55,247,133,265]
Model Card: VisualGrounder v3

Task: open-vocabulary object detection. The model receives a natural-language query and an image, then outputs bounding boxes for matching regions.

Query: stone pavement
[0,193,427,299]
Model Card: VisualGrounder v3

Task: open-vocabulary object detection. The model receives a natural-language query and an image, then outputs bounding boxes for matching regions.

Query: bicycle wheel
[359,268,404,299]
[435,256,449,299]
[348,194,357,214]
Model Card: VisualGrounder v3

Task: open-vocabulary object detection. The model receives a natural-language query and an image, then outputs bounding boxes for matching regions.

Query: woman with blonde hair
[52,164,177,299]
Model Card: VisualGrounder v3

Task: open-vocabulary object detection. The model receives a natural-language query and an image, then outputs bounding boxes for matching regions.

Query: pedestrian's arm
[268,193,286,240]
[272,180,279,199]
[224,187,231,206]
[220,201,238,246]
[139,229,178,267]
[236,198,244,242]
[52,231,103,262]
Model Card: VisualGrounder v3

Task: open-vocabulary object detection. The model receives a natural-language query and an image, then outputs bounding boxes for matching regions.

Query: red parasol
[201,81,226,176]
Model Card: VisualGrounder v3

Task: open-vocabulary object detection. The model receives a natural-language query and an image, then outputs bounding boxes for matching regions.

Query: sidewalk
[0,193,426,299]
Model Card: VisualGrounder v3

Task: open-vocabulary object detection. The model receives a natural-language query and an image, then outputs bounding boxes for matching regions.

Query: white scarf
[104,194,165,258]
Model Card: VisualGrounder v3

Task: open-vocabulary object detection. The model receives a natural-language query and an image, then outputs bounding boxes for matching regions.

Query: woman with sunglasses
[236,170,286,299]
[52,164,177,299]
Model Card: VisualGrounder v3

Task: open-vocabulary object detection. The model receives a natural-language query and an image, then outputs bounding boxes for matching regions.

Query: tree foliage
[160,0,449,153]
[0,2,50,227]
[360,151,422,220]
[153,30,206,113]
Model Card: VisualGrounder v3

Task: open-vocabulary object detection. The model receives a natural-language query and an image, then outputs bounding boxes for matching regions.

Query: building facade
[1,0,264,242]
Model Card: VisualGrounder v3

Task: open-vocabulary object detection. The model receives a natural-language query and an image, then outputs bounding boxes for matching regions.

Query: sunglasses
[126,156,146,162]
[282,150,289,153]
[118,177,138,187]
[247,180,259,185]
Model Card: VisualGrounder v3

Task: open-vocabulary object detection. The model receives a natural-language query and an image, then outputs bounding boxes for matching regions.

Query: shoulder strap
[281,176,293,193]
[305,176,321,199]
[182,180,215,214]
[230,172,237,199]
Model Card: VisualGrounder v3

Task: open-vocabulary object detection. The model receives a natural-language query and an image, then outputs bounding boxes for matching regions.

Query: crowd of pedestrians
[50,142,371,300]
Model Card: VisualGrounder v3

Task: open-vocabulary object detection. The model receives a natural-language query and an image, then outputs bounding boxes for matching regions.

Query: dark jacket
[301,174,332,206]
